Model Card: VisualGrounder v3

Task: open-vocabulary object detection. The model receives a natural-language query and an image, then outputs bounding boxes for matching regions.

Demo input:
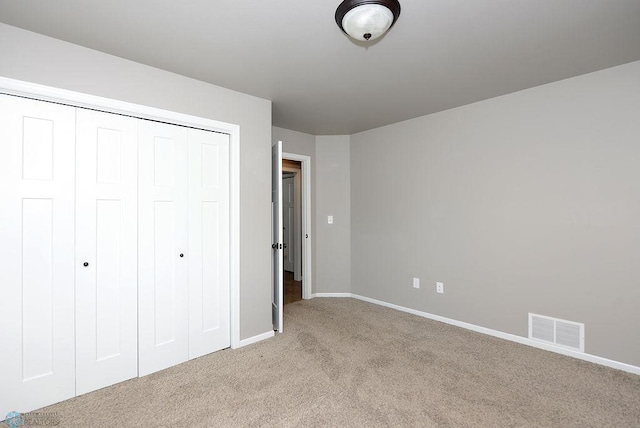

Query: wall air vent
[528,313,584,352]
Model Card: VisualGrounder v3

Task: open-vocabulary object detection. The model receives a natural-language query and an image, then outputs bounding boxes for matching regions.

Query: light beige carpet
[37,298,640,427]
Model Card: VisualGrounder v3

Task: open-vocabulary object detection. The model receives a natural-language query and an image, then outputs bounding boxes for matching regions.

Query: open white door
[272,140,283,333]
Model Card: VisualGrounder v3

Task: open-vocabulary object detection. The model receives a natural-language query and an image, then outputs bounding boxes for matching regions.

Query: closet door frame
[0,76,241,350]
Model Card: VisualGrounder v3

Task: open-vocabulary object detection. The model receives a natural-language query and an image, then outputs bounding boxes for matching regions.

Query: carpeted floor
[36,298,640,427]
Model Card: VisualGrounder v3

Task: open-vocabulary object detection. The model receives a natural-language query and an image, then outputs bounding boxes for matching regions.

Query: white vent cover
[528,313,584,352]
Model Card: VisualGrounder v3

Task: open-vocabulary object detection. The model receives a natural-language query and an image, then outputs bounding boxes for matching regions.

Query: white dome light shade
[342,4,394,41]
[335,0,401,42]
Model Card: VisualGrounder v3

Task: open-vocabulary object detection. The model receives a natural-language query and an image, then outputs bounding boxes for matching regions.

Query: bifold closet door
[138,120,189,376]
[75,109,138,395]
[187,129,230,359]
[0,96,76,416]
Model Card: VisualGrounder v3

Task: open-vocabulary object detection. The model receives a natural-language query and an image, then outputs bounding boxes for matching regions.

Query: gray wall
[351,61,640,366]
[0,23,273,341]
[272,128,352,294]
[316,136,351,294]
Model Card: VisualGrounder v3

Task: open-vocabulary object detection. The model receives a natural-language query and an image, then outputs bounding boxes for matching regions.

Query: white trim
[0,77,236,135]
[282,152,312,300]
[311,292,640,375]
[236,330,275,348]
[0,76,243,351]
[311,293,352,298]
[229,120,241,349]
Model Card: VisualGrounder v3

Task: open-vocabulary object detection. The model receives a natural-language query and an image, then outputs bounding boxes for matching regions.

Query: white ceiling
[1,0,639,135]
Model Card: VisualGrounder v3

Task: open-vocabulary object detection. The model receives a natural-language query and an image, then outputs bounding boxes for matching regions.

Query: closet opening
[0,76,241,416]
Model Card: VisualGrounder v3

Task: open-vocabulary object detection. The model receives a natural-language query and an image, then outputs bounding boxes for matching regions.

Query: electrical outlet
[436,282,444,294]
[413,278,420,289]
[327,215,333,224]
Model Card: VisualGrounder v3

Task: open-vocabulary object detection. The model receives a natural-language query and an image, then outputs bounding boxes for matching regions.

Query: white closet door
[75,109,138,395]
[0,96,76,416]
[138,120,189,376]
[188,129,230,359]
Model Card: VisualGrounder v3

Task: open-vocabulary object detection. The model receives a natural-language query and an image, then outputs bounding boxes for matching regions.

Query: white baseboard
[234,330,275,349]
[312,293,640,375]
[311,293,352,298]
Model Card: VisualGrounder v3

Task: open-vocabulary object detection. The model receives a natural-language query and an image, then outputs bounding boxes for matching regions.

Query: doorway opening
[273,148,312,333]
[282,164,301,304]
[282,153,312,304]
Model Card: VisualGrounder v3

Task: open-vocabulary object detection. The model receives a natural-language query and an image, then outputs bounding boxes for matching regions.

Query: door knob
[83,262,89,267]
[179,253,184,258]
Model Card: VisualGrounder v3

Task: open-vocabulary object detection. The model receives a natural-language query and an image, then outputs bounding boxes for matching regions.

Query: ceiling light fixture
[335,0,401,42]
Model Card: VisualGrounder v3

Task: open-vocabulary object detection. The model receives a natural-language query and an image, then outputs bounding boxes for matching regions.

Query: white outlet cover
[413,278,420,289]
[436,282,444,293]
[327,215,333,224]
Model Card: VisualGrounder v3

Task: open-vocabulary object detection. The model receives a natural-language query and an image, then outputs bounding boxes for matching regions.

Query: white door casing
[1,78,240,352]
[272,141,283,333]
[75,109,138,395]
[138,120,189,376]
[0,96,76,416]
[188,129,231,359]
[282,175,295,273]
[0,80,240,351]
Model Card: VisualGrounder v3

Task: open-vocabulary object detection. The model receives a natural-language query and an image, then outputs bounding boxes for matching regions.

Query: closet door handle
[83,262,89,267]
[179,253,184,258]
